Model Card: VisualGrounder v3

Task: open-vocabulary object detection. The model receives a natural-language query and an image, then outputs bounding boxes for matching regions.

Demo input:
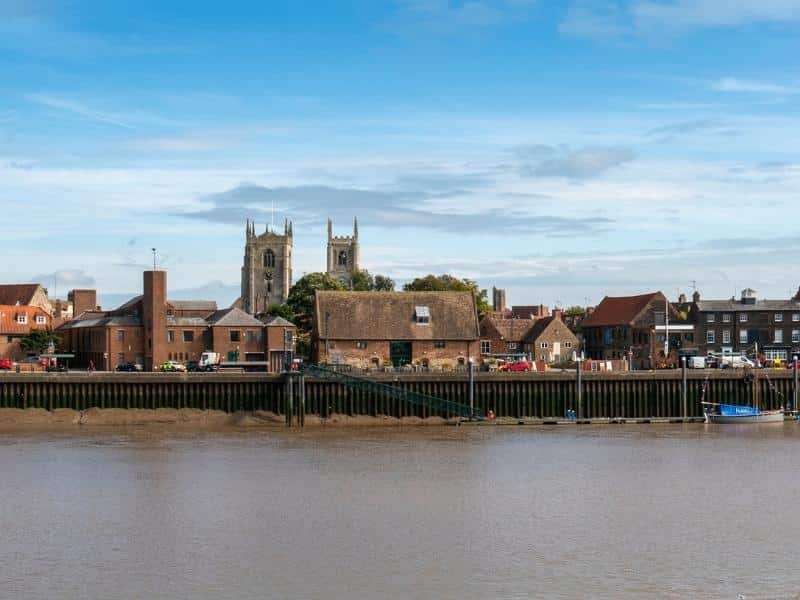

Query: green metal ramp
[303,365,485,419]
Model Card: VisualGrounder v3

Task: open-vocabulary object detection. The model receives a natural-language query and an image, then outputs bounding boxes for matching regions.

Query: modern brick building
[693,287,800,361]
[58,270,296,371]
[312,290,480,369]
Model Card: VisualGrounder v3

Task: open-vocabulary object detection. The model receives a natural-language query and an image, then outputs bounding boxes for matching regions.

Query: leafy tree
[266,303,295,322]
[20,329,61,354]
[286,272,346,325]
[564,305,586,317]
[373,274,395,291]
[403,274,491,314]
[351,269,396,292]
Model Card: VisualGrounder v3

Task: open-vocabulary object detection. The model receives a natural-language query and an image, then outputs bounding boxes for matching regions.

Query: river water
[1,424,799,599]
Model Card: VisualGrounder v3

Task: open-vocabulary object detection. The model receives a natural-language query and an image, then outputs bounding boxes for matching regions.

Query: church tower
[326,217,360,287]
[241,219,293,314]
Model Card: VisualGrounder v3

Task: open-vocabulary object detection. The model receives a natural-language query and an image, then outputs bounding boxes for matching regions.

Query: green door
[390,341,412,367]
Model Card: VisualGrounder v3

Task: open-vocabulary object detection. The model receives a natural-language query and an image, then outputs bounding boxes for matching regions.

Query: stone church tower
[241,219,292,314]
[326,217,360,287]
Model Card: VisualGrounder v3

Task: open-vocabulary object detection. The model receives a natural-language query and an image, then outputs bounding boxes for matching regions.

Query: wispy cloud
[645,119,733,142]
[25,93,136,129]
[516,145,636,179]
[562,0,800,39]
[30,269,96,290]
[176,183,613,237]
[711,77,798,94]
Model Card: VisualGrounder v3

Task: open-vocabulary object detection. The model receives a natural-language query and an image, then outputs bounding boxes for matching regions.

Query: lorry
[718,355,756,369]
[198,351,222,371]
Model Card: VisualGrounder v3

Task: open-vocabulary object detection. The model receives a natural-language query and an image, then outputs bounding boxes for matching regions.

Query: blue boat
[703,403,784,424]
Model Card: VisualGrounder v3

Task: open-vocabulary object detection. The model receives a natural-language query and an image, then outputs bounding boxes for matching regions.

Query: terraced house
[694,287,800,361]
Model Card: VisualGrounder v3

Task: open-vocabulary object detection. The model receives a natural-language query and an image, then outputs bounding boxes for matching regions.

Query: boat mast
[753,342,759,409]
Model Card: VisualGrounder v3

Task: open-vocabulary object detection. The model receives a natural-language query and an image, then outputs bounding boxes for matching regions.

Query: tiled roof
[56,315,142,330]
[481,315,537,341]
[0,284,42,306]
[315,291,479,340]
[114,295,143,313]
[696,299,800,312]
[582,292,663,328]
[262,315,296,327]
[169,300,218,312]
[0,304,50,334]
[206,307,264,327]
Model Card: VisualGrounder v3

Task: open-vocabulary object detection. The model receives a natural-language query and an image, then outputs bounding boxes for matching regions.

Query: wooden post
[681,356,687,420]
[299,374,306,427]
[468,359,475,420]
[794,357,798,413]
[285,373,294,427]
[576,357,582,420]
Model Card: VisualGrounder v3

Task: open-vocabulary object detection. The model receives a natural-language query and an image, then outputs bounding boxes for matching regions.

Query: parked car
[159,360,187,372]
[501,360,533,372]
[186,360,201,372]
[116,363,140,372]
[0,358,13,370]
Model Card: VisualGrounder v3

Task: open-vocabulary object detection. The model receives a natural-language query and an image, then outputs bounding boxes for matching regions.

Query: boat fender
[487,410,495,421]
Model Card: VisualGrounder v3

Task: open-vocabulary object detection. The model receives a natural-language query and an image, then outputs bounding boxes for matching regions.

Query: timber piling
[0,370,795,421]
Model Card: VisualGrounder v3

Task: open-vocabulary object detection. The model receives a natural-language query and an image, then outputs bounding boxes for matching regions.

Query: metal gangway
[302,364,485,419]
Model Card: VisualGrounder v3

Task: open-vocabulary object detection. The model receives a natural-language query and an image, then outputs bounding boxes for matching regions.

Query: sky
[2,0,799,309]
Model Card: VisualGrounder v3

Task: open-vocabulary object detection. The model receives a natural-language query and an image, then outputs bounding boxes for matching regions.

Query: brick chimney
[692,290,700,303]
[68,289,97,317]
[553,308,563,320]
[143,270,167,371]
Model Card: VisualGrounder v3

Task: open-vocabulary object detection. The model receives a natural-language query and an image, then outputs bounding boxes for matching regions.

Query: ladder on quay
[302,364,485,420]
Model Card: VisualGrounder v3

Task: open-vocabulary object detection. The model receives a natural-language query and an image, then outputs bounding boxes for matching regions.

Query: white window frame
[565,341,572,349]
[706,330,715,344]
[775,313,783,322]
[16,314,27,325]
[540,342,549,349]
[706,313,715,323]
[739,313,748,323]
[480,340,491,355]
[792,330,800,344]
[722,330,731,344]
[35,315,46,325]
[507,342,518,350]
[775,329,784,343]
[792,313,800,322]
[722,313,731,323]
[739,330,748,344]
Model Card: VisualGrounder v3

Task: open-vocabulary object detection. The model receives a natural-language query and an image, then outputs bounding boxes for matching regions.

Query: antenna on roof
[689,280,697,292]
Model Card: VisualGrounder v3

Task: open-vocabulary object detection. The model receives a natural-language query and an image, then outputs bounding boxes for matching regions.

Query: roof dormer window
[415,305,430,325]
[35,315,46,325]
[16,314,27,325]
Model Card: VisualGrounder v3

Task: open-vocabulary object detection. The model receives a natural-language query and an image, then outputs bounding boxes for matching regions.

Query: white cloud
[711,77,798,94]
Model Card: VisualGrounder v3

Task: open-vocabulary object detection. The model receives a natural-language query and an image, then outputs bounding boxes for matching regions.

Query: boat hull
[705,410,785,424]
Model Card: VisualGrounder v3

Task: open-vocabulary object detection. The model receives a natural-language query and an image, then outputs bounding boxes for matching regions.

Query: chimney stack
[143,270,167,372]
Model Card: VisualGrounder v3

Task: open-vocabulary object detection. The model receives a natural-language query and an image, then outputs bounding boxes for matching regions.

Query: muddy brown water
[1,424,799,599]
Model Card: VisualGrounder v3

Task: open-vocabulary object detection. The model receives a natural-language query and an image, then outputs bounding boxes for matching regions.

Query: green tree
[286,272,347,323]
[403,274,491,314]
[373,274,395,291]
[350,269,396,292]
[266,303,295,322]
[20,329,61,355]
[564,305,586,317]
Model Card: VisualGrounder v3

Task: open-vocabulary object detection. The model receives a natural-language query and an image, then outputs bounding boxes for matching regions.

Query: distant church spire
[353,216,359,240]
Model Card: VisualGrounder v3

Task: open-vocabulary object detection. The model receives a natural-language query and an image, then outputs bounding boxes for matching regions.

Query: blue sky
[2,0,799,308]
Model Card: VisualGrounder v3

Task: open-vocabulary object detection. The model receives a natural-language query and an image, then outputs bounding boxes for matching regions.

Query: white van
[720,355,756,369]
[688,356,706,369]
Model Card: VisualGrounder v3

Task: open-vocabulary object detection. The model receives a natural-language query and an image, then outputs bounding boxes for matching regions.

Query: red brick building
[312,291,480,369]
[57,271,296,371]
[479,311,580,363]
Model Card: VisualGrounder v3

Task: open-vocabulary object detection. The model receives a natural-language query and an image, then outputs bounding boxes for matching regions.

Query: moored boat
[703,403,784,424]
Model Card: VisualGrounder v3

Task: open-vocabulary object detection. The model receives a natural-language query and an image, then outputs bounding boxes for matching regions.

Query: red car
[503,360,533,372]
[0,358,13,370]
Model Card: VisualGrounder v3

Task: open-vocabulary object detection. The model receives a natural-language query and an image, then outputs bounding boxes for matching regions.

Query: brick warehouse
[57,271,296,371]
[312,290,480,369]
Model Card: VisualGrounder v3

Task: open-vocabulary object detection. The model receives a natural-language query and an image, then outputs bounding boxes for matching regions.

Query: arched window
[264,250,275,267]
[338,250,348,266]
